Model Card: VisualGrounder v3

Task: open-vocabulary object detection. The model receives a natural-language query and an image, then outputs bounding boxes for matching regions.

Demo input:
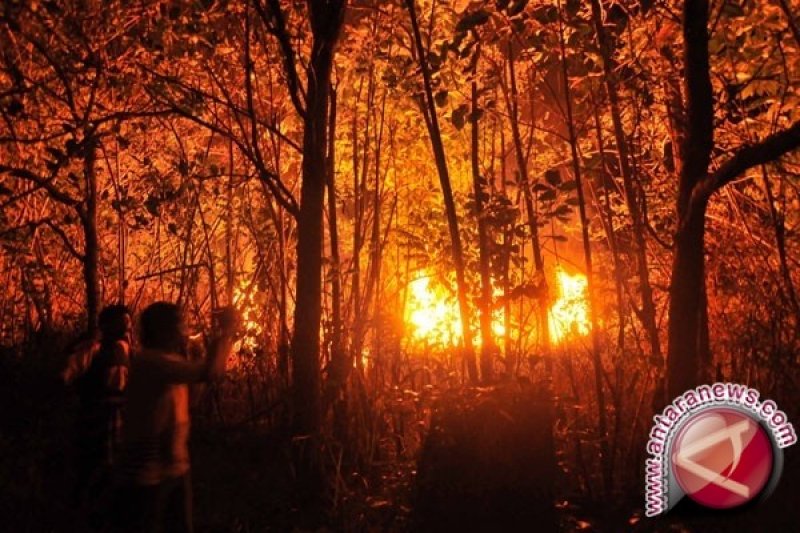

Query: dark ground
[2,347,799,532]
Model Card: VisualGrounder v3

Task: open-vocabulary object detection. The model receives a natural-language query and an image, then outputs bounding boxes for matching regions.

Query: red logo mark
[671,408,773,509]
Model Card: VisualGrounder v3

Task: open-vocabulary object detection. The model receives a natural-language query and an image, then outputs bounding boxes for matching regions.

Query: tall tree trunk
[557,1,611,494]
[82,137,100,335]
[364,89,388,374]
[589,0,662,368]
[590,96,626,353]
[667,0,714,398]
[667,202,708,396]
[504,49,551,359]
[405,0,477,383]
[499,127,514,371]
[291,0,345,437]
[666,0,800,398]
[354,75,386,370]
[225,139,236,305]
[470,73,496,383]
[325,85,346,394]
[351,72,373,368]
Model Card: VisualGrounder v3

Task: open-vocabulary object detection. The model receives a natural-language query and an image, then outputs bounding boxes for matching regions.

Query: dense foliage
[1,0,799,529]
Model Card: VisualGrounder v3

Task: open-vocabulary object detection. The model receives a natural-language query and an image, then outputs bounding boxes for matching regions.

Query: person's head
[139,301,187,353]
[98,304,132,343]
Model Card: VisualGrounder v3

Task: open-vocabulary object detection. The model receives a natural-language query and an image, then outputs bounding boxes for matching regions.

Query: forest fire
[548,268,590,343]
[406,275,461,346]
[3,0,800,530]
[233,282,262,353]
[405,274,505,347]
[405,271,591,348]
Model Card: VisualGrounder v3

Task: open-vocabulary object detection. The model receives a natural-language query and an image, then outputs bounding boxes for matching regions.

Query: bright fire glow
[233,281,262,352]
[406,276,461,346]
[547,267,590,343]
[405,273,505,347]
[405,268,589,348]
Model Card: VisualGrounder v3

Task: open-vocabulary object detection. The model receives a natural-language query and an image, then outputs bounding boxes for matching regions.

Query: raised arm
[151,307,239,384]
[150,342,230,384]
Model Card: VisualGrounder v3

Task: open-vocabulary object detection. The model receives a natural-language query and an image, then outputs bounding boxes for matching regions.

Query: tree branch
[44,219,85,261]
[679,0,713,216]
[0,164,79,206]
[698,120,800,199]
[777,0,800,49]
[253,0,307,118]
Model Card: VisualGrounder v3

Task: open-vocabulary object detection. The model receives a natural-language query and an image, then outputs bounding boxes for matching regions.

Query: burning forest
[1,0,799,531]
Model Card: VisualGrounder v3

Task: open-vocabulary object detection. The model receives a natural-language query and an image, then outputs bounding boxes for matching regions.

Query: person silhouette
[115,302,238,533]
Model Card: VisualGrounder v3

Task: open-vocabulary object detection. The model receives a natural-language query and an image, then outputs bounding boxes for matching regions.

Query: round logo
[671,408,773,509]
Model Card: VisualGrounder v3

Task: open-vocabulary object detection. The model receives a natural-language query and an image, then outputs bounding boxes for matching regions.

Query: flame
[233,281,262,352]
[405,269,589,349]
[406,276,462,346]
[548,267,590,343]
[404,273,505,347]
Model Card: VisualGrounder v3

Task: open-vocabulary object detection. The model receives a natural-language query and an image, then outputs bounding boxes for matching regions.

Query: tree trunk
[589,0,662,367]
[667,203,707,396]
[82,137,100,335]
[325,85,347,395]
[505,49,551,359]
[350,72,373,369]
[590,96,626,353]
[557,3,611,495]
[470,75,496,383]
[291,0,345,437]
[405,0,477,383]
[225,139,236,304]
[667,0,713,398]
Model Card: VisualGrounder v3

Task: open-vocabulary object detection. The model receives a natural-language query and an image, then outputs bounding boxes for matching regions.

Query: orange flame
[547,267,590,343]
[404,273,505,347]
[406,276,461,346]
[233,281,262,352]
[405,268,590,348]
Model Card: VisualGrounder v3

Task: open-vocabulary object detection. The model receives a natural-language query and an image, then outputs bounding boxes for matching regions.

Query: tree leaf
[545,169,561,186]
[451,104,469,130]
[455,10,491,34]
